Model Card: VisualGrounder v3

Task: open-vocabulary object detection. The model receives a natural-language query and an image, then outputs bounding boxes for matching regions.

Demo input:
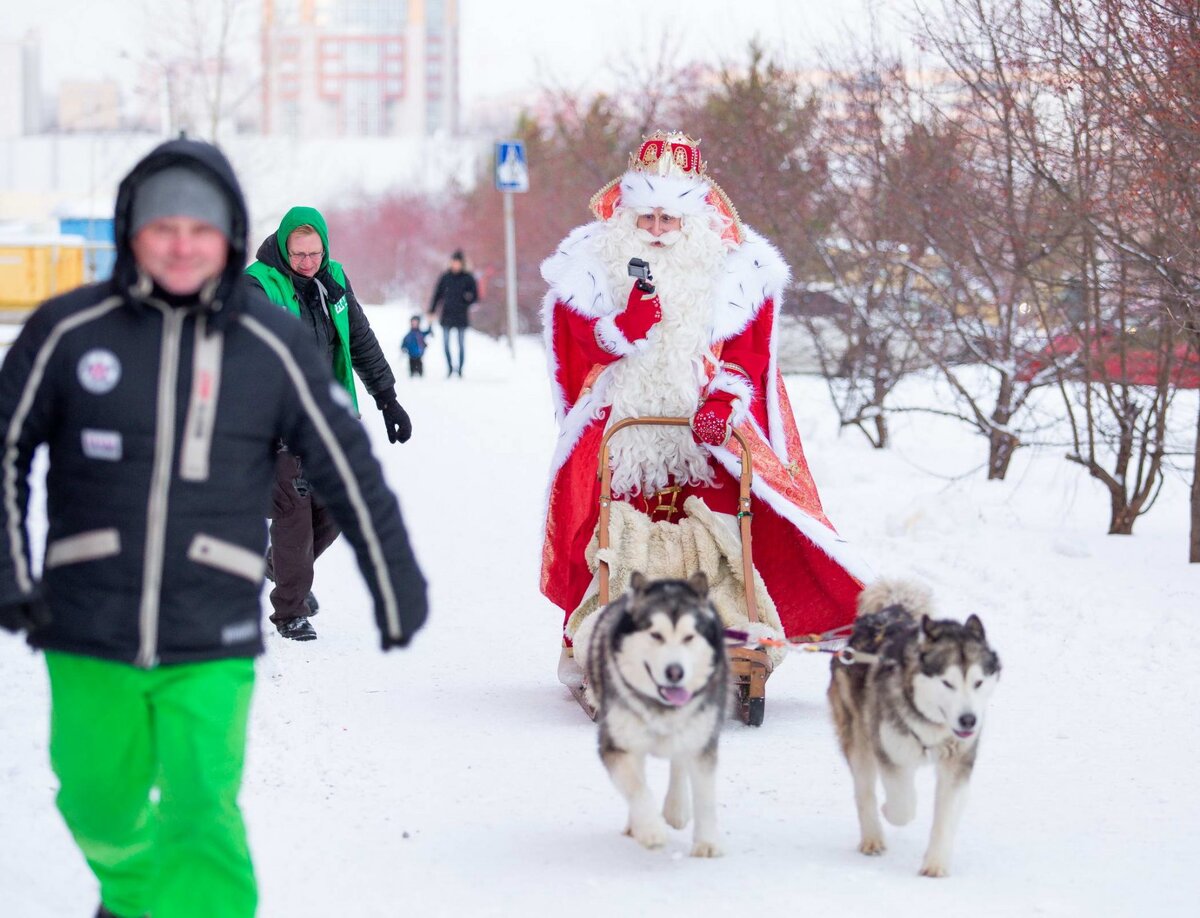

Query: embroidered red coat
[539,222,870,639]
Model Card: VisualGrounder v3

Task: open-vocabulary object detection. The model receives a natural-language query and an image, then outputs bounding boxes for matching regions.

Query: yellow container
[0,242,87,309]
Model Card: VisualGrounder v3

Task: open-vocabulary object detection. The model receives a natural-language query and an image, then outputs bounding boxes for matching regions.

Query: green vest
[246,259,358,411]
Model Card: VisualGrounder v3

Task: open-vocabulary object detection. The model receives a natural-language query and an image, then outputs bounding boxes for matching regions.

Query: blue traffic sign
[495,141,529,193]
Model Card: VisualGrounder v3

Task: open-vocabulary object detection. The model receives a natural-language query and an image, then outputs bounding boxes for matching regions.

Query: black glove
[0,595,51,634]
[375,389,412,444]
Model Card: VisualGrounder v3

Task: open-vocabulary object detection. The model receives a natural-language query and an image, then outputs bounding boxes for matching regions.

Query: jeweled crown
[628,131,707,180]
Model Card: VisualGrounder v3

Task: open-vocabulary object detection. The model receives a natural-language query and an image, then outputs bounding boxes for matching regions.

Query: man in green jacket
[246,206,412,642]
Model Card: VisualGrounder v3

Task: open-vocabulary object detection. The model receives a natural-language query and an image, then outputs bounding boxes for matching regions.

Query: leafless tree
[133,0,258,140]
[875,0,1079,478]
[1041,0,1200,553]
[805,57,933,448]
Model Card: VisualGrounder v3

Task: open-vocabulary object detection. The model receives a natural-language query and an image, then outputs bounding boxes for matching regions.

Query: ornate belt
[631,485,684,521]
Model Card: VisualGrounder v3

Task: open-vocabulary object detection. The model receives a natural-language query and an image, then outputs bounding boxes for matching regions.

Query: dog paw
[662,797,691,830]
[919,859,949,878]
[859,837,887,856]
[690,839,723,858]
[630,817,669,850]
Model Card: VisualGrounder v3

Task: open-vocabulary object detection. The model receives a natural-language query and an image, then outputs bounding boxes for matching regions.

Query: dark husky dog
[828,579,1002,877]
[574,572,728,857]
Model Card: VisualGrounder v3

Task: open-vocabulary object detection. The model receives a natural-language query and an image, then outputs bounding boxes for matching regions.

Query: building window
[345,40,381,74]
[275,0,303,27]
[338,0,406,30]
[343,79,384,135]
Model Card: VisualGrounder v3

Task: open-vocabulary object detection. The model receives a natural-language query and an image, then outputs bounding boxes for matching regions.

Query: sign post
[495,140,529,356]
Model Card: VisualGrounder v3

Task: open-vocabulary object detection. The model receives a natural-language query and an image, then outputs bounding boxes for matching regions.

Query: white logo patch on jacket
[221,620,259,645]
[81,428,123,461]
[77,349,122,394]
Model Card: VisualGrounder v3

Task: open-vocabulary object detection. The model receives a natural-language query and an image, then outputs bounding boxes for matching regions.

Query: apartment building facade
[261,0,459,137]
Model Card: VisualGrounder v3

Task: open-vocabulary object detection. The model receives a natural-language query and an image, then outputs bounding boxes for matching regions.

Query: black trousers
[267,450,340,623]
[408,355,424,377]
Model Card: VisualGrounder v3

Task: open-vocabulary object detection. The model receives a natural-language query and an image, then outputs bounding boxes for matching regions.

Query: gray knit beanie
[130,166,232,239]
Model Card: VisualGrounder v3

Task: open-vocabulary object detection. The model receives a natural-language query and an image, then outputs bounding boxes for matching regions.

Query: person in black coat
[427,249,478,378]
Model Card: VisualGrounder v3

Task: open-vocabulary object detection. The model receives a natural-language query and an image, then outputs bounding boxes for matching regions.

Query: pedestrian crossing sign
[495,141,529,193]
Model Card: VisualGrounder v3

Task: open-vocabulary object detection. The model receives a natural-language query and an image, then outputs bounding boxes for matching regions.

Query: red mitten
[692,392,734,446]
[613,283,662,344]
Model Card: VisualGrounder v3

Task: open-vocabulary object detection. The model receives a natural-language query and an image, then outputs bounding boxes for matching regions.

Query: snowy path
[2,308,1198,916]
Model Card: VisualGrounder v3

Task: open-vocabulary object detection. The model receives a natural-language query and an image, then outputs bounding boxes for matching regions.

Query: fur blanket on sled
[566,496,788,669]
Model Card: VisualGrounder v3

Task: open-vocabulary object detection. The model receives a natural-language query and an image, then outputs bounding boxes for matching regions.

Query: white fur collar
[540,222,615,318]
[540,222,790,342]
[711,227,790,340]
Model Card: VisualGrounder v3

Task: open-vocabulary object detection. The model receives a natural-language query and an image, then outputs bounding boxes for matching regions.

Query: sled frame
[595,417,771,727]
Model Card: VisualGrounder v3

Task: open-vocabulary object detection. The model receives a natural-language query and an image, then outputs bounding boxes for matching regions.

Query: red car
[1016,329,1200,388]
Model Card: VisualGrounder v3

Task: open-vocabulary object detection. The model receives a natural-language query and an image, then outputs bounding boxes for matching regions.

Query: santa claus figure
[540,131,871,678]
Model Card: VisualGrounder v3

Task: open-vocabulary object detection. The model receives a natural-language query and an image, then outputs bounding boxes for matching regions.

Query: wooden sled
[576,416,772,727]
[566,672,597,721]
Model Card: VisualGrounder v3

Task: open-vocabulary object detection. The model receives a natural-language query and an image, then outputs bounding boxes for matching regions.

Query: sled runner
[590,417,773,727]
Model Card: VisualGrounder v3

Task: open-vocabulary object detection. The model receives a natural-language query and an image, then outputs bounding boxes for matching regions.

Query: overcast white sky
[7,0,895,107]
[460,0,883,101]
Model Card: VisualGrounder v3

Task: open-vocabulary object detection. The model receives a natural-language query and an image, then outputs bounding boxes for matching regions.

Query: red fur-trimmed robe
[539,222,871,639]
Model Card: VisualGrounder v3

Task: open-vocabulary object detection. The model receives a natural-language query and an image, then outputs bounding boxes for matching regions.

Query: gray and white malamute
[828,579,1001,877]
[573,572,728,857]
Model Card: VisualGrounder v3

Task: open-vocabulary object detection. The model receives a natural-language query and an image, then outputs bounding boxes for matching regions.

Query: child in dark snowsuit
[401,315,433,377]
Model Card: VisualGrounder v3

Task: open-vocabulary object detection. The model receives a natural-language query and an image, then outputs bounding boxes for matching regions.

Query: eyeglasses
[288,250,323,263]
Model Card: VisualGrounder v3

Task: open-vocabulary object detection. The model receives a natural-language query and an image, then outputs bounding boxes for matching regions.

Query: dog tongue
[659,686,692,706]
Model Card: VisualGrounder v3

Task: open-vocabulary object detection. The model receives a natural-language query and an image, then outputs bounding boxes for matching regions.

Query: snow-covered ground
[2,307,1198,917]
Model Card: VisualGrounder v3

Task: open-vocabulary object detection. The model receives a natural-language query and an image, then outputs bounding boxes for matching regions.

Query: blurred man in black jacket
[427,249,478,378]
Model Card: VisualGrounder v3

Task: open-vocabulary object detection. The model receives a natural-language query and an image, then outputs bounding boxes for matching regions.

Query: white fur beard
[596,209,729,497]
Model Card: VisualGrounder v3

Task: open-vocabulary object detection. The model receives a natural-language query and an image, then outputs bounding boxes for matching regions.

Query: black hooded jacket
[247,233,396,405]
[0,139,427,666]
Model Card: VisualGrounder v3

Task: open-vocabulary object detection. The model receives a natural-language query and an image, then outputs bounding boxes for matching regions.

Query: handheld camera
[627,257,655,295]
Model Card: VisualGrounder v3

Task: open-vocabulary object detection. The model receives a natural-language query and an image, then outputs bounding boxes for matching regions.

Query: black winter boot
[277,617,317,641]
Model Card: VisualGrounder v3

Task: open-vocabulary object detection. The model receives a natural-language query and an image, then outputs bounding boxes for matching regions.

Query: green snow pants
[45,651,257,918]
